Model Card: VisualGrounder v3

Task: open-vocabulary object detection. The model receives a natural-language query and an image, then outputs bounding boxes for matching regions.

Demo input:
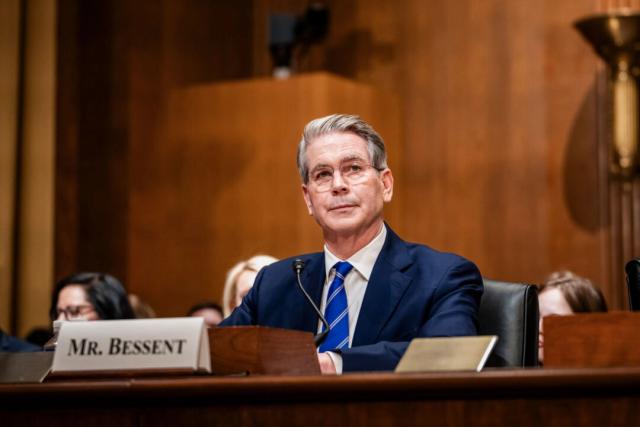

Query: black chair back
[478,280,539,367]
[625,258,640,311]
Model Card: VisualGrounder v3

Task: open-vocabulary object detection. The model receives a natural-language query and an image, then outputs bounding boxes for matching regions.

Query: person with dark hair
[187,302,224,327]
[537,270,608,364]
[50,272,136,321]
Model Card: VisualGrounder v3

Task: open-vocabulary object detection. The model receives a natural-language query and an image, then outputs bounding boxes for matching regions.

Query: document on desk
[51,317,211,374]
[395,335,498,373]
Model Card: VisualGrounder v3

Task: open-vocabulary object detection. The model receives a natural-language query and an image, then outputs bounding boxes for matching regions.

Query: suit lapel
[299,253,326,333]
[352,227,413,346]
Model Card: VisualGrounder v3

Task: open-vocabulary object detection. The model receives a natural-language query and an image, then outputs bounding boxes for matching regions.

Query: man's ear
[380,169,394,203]
[302,184,314,215]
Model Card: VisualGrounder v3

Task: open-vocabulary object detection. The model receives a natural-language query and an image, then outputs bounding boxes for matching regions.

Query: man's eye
[314,170,332,180]
[346,163,363,173]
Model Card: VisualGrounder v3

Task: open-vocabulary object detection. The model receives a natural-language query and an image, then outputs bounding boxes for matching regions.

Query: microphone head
[269,14,296,46]
[292,258,305,273]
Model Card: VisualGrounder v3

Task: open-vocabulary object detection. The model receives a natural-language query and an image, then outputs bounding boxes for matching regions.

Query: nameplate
[51,318,211,374]
[395,335,498,373]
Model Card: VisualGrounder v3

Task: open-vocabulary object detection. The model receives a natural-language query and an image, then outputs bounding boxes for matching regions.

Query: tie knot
[334,261,353,278]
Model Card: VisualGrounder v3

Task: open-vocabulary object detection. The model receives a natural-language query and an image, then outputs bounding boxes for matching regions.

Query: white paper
[51,317,211,374]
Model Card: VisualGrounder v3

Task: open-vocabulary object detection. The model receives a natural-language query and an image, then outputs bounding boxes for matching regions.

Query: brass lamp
[575,13,640,179]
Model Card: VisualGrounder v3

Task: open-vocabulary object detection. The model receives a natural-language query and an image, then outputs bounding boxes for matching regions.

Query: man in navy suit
[221,114,483,373]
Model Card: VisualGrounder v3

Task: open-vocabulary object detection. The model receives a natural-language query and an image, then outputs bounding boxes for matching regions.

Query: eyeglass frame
[55,304,96,320]
[307,158,385,192]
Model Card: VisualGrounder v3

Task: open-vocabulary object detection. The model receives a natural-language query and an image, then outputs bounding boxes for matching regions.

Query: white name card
[51,317,211,374]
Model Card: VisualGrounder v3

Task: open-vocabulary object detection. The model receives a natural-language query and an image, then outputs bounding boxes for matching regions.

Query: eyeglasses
[56,304,96,320]
[309,159,380,192]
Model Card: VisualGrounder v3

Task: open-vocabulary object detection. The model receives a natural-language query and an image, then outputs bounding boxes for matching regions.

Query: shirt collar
[324,224,387,280]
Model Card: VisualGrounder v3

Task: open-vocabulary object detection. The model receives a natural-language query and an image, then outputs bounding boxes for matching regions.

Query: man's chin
[325,214,380,236]
[322,218,360,234]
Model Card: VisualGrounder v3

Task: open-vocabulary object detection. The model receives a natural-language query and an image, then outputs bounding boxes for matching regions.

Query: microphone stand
[293,259,330,347]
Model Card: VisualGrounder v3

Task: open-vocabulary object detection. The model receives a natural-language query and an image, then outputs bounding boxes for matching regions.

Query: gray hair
[296,114,388,184]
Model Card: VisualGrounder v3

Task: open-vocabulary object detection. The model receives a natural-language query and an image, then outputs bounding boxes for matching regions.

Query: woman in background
[537,270,608,364]
[222,255,278,318]
[50,272,136,321]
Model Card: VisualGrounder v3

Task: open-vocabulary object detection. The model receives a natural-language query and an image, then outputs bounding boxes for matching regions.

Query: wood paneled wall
[0,0,21,331]
[56,0,254,313]
[1,0,57,336]
[128,73,401,315]
[398,1,607,284]
[55,0,630,320]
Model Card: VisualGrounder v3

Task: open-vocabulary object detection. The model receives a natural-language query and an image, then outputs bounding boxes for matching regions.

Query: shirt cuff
[326,351,343,375]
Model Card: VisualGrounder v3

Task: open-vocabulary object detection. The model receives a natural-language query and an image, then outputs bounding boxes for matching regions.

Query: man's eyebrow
[309,154,367,172]
[341,154,366,163]
[309,162,331,173]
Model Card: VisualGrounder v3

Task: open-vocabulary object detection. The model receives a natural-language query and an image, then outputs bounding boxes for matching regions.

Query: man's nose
[56,312,67,321]
[330,171,349,193]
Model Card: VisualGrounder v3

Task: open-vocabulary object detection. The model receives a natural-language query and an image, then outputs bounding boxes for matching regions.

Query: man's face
[301,132,393,239]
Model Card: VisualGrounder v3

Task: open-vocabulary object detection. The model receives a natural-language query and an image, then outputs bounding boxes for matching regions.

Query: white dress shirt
[318,224,387,374]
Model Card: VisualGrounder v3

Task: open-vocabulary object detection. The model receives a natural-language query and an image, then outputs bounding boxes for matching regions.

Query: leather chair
[625,258,640,311]
[478,279,539,367]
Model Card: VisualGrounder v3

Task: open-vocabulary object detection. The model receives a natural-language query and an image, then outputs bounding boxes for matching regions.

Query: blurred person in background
[222,255,278,317]
[50,272,136,322]
[537,270,608,365]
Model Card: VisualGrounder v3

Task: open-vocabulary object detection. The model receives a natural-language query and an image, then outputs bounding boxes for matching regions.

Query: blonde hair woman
[222,255,278,317]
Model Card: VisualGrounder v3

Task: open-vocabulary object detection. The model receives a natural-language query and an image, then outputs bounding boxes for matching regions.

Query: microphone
[293,259,330,347]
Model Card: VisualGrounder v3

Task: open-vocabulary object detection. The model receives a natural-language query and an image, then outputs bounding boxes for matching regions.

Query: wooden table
[1,367,640,426]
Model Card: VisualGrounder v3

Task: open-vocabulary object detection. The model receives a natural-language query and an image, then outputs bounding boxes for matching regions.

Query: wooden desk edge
[2,367,640,403]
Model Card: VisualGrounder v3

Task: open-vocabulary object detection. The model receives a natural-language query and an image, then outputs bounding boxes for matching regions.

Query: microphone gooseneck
[292,259,330,347]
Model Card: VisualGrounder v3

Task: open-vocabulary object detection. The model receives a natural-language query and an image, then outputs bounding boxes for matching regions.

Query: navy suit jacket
[0,330,41,352]
[220,226,483,372]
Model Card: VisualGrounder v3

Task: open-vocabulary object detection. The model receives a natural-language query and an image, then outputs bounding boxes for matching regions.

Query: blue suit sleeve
[339,259,483,372]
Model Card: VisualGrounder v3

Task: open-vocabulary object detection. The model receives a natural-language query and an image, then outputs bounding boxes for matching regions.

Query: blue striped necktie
[319,261,353,352]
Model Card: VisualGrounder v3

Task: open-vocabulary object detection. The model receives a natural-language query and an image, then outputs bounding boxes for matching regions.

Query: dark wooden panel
[209,326,320,375]
[55,0,130,282]
[544,312,640,367]
[3,369,640,426]
[55,0,254,297]
[55,0,80,286]
[4,397,640,427]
